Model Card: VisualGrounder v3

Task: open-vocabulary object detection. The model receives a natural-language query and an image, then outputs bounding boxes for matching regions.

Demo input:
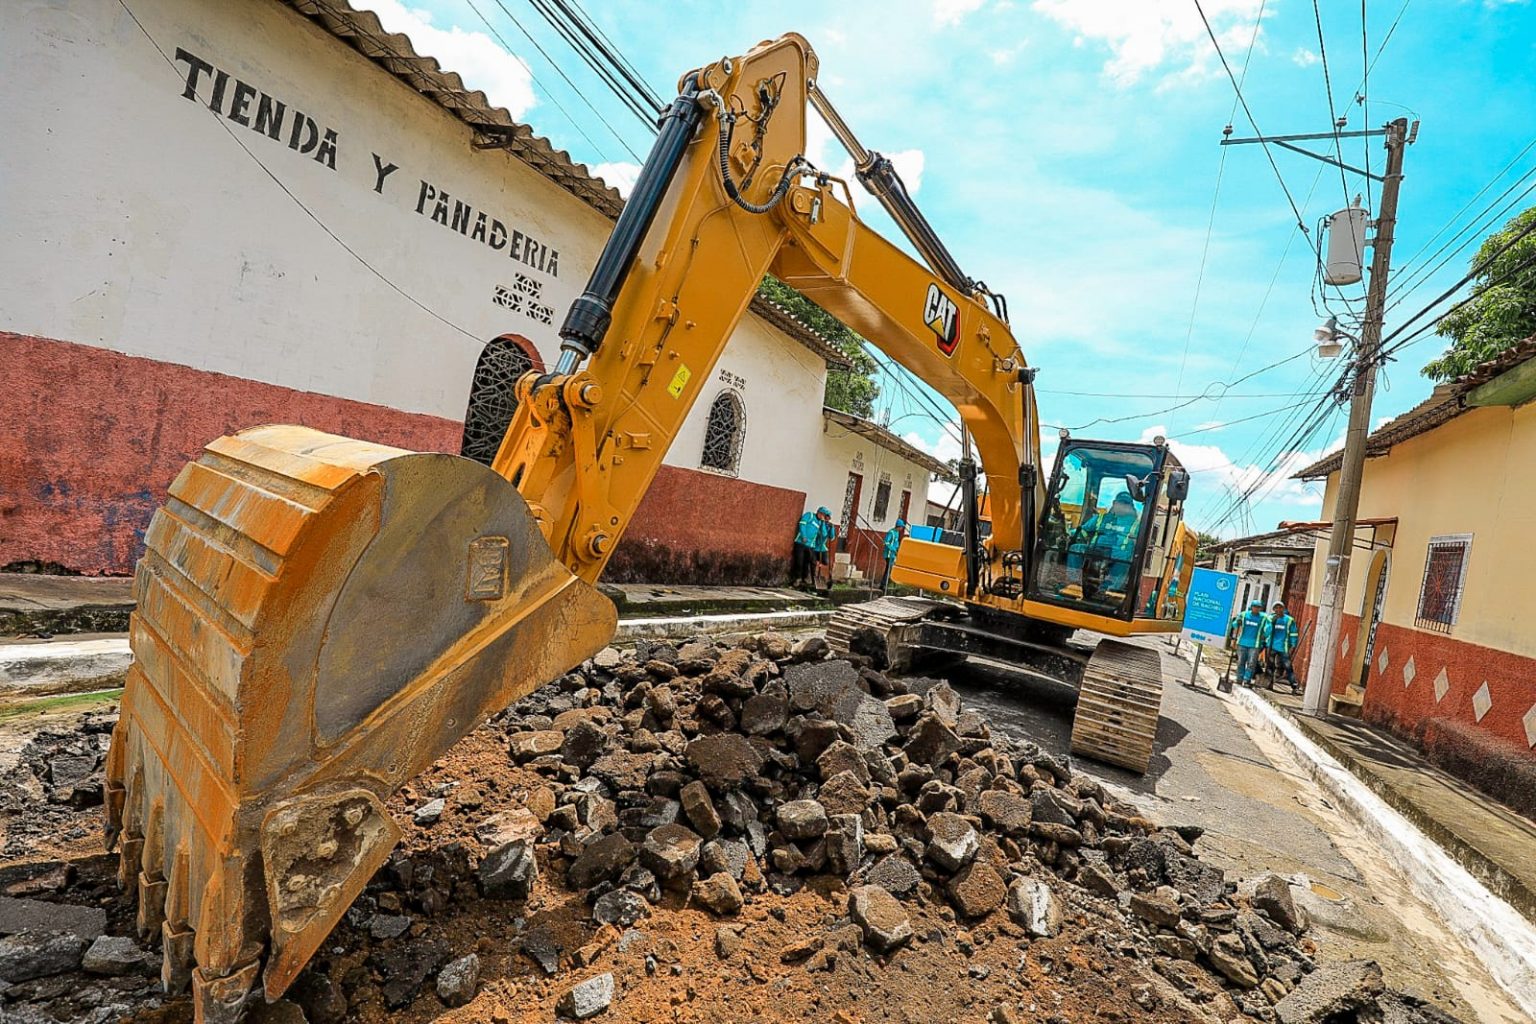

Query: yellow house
[1294,336,1536,759]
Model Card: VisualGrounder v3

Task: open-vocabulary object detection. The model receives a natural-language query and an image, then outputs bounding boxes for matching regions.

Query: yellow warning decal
[667,364,692,398]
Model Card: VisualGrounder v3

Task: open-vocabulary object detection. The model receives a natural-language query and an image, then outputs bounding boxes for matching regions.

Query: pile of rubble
[0,634,1464,1023]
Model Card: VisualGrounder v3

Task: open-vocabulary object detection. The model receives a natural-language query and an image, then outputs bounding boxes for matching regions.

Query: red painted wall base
[1,333,808,583]
[1299,600,1536,754]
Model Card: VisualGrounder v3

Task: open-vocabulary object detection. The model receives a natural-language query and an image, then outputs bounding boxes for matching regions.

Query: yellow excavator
[104,33,1194,1020]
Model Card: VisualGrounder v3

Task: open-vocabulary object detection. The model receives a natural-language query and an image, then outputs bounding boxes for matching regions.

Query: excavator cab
[1030,438,1190,624]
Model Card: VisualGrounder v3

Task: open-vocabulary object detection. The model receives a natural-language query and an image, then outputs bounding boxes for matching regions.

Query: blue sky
[370,0,1536,536]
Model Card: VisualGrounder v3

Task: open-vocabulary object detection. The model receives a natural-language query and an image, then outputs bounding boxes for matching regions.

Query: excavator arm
[106,33,1060,1021]
[494,34,1042,596]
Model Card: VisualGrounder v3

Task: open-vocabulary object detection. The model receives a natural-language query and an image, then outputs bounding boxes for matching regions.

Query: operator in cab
[1069,490,1141,594]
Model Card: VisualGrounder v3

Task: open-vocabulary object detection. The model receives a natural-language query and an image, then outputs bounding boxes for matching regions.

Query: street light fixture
[1312,316,1356,359]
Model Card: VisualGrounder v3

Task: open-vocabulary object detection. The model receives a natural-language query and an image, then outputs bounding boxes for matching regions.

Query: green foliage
[1193,530,1222,563]
[759,276,881,418]
[1422,207,1536,381]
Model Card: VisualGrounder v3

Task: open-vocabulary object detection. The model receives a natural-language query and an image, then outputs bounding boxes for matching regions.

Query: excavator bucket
[103,424,616,1022]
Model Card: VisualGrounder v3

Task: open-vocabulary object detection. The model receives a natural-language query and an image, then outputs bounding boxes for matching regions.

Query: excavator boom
[106,33,1188,1020]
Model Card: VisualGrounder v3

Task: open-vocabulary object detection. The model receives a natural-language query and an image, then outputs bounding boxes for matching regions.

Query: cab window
[1032,445,1156,615]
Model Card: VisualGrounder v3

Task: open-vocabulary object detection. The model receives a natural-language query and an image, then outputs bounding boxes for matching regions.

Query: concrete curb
[1236,687,1536,1019]
[0,638,132,698]
[0,611,831,698]
[614,608,833,640]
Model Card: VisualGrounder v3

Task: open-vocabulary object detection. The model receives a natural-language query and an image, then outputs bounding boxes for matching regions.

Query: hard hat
[895,518,906,528]
[1114,490,1135,504]
[1250,599,1263,608]
[817,506,831,517]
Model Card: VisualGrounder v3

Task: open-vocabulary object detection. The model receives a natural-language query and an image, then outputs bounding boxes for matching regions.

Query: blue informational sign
[1181,568,1240,650]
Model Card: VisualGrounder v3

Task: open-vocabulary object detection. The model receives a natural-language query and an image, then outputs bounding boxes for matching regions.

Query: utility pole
[1300,117,1410,715]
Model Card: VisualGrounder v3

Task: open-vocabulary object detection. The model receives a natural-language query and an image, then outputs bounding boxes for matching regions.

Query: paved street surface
[945,633,1527,1024]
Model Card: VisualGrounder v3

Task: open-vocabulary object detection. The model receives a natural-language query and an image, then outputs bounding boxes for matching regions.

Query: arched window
[700,390,745,475]
[461,336,540,466]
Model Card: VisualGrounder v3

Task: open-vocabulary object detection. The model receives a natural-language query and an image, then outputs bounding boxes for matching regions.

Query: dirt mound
[0,634,1459,1024]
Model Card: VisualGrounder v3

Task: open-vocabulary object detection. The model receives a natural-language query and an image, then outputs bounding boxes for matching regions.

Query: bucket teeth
[162,924,197,995]
[105,425,617,1013]
[137,875,169,941]
[117,837,144,892]
[193,961,262,1024]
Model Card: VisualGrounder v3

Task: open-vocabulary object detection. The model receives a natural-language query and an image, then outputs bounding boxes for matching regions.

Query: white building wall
[671,313,830,488]
[0,0,825,476]
[812,422,927,534]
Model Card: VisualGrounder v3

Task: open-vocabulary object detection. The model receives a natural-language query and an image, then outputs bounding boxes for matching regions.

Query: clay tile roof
[747,296,852,369]
[285,0,846,368]
[822,408,955,480]
[1293,333,1536,480]
[285,0,625,217]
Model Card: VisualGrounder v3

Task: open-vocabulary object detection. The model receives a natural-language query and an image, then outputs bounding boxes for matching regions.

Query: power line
[1194,0,1318,258]
[550,0,663,111]
[1374,209,1536,364]
[481,0,647,160]
[1359,0,1373,209]
[525,0,659,129]
[1391,137,1536,279]
[1066,346,1313,431]
[117,0,491,347]
[1311,0,1354,214]
[459,0,616,161]
[1173,0,1268,430]
[1375,234,1536,366]
[1385,156,1536,312]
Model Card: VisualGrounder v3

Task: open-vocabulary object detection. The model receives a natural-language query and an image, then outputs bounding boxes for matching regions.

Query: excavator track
[829,595,946,660]
[1069,638,1165,773]
[105,425,615,1022]
[831,599,1164,774]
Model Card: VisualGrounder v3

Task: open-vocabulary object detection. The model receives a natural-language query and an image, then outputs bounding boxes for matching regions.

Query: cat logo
[923,283,960,356]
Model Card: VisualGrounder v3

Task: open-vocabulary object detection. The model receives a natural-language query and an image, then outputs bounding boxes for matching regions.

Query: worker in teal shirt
[881,518,907,593]
[791,506,833,589]
[1228,599,1267,686]
[1262,600,1301,693]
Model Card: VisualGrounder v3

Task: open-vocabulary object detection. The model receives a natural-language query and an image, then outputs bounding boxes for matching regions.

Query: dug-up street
[0,624,1529,1024]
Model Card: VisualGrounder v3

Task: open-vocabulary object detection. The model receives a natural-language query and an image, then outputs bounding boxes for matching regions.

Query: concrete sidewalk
[1256,686,1536,927]
[0,574,133,635]
[599,582,827,617]
[0,575,833,698]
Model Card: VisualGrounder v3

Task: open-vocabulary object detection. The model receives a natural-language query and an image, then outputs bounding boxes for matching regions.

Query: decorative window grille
[872,477,892,522]
[700,391,745,475]
[1415,534,1472,633]
[898,489,912,524]
[841,473,860,535]
[461,337,535,466]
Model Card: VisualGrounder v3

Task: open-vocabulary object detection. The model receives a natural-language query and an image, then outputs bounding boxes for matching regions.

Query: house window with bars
[872,476,892,522]
[461,336,536,467]
[700,390,745,475]
[1415,534,1472,633]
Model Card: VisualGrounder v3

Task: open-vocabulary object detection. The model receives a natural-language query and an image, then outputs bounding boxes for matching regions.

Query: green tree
[758,276,880,418]
[1422,207,1536,381]
[1193,530,1222,563]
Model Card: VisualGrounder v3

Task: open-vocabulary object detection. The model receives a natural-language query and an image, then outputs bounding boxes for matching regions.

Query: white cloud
[1291,46,1320,67]
[1144,422,1331,536]
[1031,0,1266,87]
[933,0,988,26]
[807,111,925,195]
[989,43,1028,66]
[366,0,537,117]
[590,161,641,197]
